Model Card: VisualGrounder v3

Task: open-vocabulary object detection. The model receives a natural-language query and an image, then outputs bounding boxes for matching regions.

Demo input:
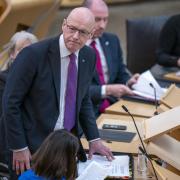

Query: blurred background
[1,0,180,62]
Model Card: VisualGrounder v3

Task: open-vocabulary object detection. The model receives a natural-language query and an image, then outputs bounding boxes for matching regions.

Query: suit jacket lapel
[77,49,86,93]
[48,37,60,106]
[99,35,112,82]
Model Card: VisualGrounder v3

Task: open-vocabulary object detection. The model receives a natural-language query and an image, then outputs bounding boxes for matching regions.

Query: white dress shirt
[54,34,79,130]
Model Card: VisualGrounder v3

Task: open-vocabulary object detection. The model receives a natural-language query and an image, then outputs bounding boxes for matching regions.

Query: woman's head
[0,31,38,70]
[8,31,38,60]
[32,129,79,180]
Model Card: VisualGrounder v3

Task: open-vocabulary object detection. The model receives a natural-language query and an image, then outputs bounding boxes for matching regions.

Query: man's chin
[94,32,103,38]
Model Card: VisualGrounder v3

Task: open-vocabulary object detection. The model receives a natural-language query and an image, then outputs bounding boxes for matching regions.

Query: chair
[126,15,170,74]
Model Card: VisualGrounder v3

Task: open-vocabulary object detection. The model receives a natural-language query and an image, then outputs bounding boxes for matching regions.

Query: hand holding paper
[131,70,166,100]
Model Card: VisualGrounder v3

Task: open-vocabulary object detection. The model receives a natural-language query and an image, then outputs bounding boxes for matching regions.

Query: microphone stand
[122,105,159,180]
[149,83,158,115]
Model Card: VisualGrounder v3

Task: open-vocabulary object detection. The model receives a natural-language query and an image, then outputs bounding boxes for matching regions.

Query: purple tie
[90,41,110,113]
[64,53,77,131]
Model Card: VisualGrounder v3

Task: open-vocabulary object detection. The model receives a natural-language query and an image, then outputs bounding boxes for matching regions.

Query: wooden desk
[81,113,180,179]
[105,99,155,118]
[150,64,180,88]
[82,114,146,154]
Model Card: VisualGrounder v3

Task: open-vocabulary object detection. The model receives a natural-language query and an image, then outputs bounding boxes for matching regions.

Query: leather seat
[126,15,170,73]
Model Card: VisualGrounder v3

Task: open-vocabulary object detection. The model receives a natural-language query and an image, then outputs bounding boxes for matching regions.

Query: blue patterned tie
[64,53,77,131]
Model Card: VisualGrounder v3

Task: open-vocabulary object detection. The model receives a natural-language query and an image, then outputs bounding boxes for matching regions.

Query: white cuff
[89,138,101,143]
[101,85,106,98]
[13,147,28,152]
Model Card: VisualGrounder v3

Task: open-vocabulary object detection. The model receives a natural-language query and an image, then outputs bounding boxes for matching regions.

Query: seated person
[19,129,79,180]
[156,14,180,67]
[0,30,38,115]
[83,0,139,117]
[0,31,37,176]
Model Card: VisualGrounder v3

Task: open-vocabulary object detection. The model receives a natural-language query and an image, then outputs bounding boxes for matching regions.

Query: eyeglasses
[65,19,91,38]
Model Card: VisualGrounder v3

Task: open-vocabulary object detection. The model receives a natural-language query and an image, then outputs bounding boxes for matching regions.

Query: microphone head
[149,82,153,88]
[122,105,128,112]
[154,111,158,115]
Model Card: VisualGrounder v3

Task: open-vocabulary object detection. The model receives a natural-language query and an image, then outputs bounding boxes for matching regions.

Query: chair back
[126,15,170,73]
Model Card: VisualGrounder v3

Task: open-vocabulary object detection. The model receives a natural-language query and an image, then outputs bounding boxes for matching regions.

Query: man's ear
[89,28,95,39]
[61,19,66,31]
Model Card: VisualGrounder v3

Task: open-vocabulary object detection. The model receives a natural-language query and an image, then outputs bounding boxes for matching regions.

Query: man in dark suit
[2,7,113,179]
[83,0,139,116]
[156,14,180,67]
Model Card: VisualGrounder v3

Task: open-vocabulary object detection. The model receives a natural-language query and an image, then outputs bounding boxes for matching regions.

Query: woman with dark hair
[19,129,79,180]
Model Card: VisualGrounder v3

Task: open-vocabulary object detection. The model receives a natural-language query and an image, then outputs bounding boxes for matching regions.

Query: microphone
[122,105,159,180]
[149,83,158,115]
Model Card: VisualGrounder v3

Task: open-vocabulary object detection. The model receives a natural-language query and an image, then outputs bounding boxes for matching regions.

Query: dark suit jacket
[0,70,8,162]
[0,70,7,116]
[2,36,99,154]
[156,14,180,67]
[90,32,130,116]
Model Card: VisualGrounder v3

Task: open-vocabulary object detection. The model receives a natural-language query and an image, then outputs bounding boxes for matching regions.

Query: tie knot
[69,53,76,61]
[90,40,96,48]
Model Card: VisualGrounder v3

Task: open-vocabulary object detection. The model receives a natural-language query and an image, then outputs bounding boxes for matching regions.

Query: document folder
[98,129,136,143]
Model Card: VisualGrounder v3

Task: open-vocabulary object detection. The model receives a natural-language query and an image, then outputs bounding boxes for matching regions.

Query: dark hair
[32,129,79,180]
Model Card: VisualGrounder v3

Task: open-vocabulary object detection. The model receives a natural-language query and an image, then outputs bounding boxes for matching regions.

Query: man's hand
[13,148,31,175]
[127,73,140,87]
[106,84,134,98]
[88,139,114,161]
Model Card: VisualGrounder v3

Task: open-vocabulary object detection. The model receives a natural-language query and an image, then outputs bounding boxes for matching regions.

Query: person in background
[0,31,38,115]
[0,31,38,178]
[156,14,180,67]
[83,0,139,117]
[2,7,113,180]
[0,31,38,71]
[19,129,79,180]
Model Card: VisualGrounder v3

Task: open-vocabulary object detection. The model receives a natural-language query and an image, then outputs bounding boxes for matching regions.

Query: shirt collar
[86,38,100,46]
[59,34,79,59]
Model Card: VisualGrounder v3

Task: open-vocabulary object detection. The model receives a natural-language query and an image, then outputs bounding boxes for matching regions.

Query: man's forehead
[67,17,94,30]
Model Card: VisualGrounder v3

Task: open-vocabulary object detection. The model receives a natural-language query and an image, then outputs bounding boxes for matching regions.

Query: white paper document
[77,155,130,180]
[132,70,166,100]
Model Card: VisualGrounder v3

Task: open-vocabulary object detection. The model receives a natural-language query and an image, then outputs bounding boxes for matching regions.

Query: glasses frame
[64,19,92,38]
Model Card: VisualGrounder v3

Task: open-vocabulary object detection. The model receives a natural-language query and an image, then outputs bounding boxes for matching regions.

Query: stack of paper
[77,155,130,180]
[132,70,166,100]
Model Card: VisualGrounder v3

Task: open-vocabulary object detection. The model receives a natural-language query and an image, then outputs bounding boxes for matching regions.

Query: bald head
[83,0,108,13]
[62,7,95,52]
[83,0,109,38]
[67,7,95,31]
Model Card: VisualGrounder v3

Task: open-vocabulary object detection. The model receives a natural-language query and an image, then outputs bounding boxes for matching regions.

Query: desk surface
[82,114,146,154]
[105,99,155,118]
[150,64,180,88]
[81,113,180,179]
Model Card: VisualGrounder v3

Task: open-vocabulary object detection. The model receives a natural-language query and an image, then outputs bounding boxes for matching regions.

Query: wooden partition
[0,0,61,48]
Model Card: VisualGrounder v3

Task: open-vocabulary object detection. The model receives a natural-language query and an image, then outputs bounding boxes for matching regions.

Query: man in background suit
[2,7,113,179]
[83,0,139,116]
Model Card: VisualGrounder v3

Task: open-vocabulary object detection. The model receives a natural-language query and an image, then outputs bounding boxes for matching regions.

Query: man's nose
[73,31,80,38]
[99,19,106,29]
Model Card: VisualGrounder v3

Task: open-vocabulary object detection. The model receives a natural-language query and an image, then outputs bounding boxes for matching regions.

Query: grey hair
[0,31,38,70]
[7,30,38,54]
